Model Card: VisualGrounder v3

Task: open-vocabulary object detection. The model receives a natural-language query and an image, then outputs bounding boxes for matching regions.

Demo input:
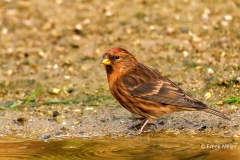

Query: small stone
[2,28,8,34]
[217,101,224,105]
[73,109,81,113]
[63,59,72,65]
[53,111,60,117]
[7,48,13,53]
[85,107,94,111]
[38,50,47,58]
[72,35,81,41]
[180,26,189,33]
[16,117,27,125]
[42,20,55,30]
[207,68,214,74]
[64,75,71,80]
[53,64,58,69]
[105,10,113,16]
[192,36,202,43]
[48,88,61,94]
[55,131,62,136]
[201,13,209,21]
[237,77,240,83]
[47,110,53,116]
[83,18,91,25]
[202,25,208,30]
[39,135,51,141]
[73,24,82,35]
[75,24,82,30]
[199,126,206,131]
[149,25,156,31]
[221,20,229,27]
[166,26,175,35]
[183,50,189,58]
[224,15,232,21]
[67,88,74,93]
[7,69,13,75]
[201,8,211,21]
[56,115,65,123]
[195,66,203,70]
[53,88,60,94]
[204,92,212,100]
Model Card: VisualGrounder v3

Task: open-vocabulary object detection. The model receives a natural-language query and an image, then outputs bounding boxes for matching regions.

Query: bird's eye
[115,56,120,59]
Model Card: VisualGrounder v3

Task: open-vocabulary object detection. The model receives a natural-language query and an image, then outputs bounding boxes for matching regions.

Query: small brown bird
[101,47,230,134]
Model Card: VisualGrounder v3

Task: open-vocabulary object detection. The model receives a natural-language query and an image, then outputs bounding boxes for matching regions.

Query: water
[0,134,239,160]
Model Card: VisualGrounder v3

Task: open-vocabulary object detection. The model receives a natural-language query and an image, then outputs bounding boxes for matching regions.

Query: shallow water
[0,134,239,160]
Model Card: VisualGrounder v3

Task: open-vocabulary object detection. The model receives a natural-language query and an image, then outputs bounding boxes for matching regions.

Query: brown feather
[202,108,230,120]
[101,47,230,133]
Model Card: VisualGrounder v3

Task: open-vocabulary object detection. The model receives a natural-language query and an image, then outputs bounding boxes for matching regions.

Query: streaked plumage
[101,47,230,134]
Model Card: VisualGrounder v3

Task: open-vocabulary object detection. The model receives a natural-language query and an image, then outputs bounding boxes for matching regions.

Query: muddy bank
[0,104,239,140]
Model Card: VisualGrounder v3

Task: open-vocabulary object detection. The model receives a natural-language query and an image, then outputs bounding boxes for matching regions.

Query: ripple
[0,134,238,160]
[46,134,235,159]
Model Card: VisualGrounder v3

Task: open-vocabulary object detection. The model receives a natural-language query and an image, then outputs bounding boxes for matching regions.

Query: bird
[101,47,230,134]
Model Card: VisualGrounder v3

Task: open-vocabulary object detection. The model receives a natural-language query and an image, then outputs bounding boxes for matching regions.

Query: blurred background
[0,0,239,116]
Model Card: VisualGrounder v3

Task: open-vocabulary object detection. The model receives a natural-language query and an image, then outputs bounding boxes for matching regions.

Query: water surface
[0,134,239,160]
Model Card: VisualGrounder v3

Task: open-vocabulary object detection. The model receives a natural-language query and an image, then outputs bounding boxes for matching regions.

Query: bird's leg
[138,119,149,134]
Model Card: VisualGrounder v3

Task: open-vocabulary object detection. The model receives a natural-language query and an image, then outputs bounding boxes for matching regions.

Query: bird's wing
[122,65,207,109]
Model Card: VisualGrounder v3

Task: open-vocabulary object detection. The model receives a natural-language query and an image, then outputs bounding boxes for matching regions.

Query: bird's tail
[203,108,231,120]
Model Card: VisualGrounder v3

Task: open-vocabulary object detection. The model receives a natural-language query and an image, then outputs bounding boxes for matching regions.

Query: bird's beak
[101,58,111,65]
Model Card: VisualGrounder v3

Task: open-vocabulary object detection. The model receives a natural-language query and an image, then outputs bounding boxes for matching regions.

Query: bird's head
[101,47,137,75]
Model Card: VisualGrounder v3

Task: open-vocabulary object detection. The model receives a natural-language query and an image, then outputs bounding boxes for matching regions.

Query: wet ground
[0,0,240,159]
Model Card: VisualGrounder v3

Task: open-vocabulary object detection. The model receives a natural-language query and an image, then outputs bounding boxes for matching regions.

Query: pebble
[53,64,58,69]
[166,26,175,35]
[56,115,65,123]
[73,25,82,35]
[72,35,81,41]
[192,36,202,43]
[67,88,74,93]
[105,10,113,17]
[83,18,91,25]
[221,20,229,27]
[204,92,212,100]
[199,126,207,131]
[38,51,47,58]
[64,75,71,80]
[207,68,214,74]
[73,109,81,113]
[48,88,61,94]
[2,28,8,34]
[224,15,232,21]
[85,107,94,111]
[39,135,51,141]
[183,50,189,58]
[53,111,60,117]
[180,26,189,33]
[237,77,240,83]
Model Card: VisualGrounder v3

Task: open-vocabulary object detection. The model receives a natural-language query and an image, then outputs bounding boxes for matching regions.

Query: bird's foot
[130,119,157,134]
